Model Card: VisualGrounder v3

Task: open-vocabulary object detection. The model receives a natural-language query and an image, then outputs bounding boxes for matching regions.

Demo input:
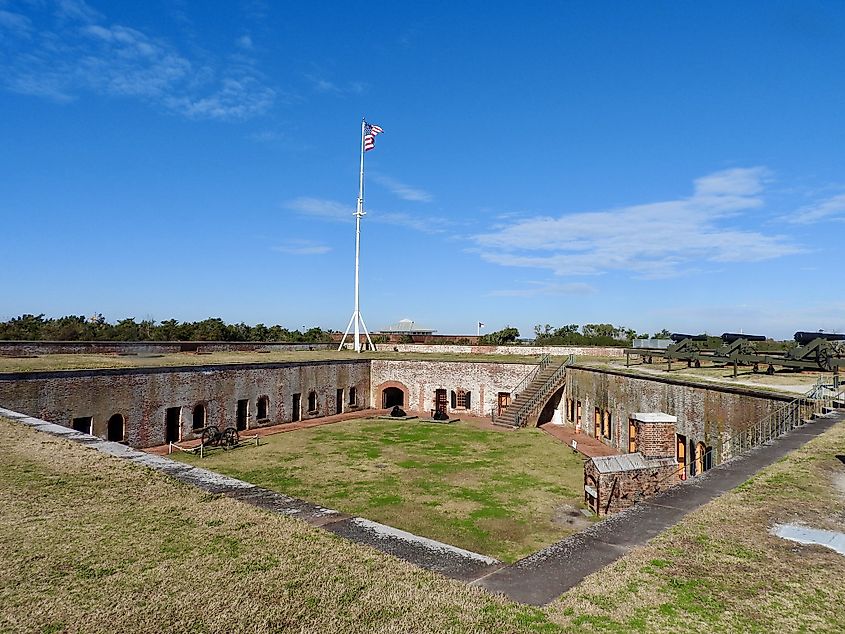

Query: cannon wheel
[222,427,239,449]
[818,348,833,372]
[201,426,220,446]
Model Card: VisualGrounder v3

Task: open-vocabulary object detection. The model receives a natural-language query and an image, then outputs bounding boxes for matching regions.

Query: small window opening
[192,403,206,431]
[257,395,269,420]
[349,386,357,406]
[307,391,318,413]
[72,416,92,434]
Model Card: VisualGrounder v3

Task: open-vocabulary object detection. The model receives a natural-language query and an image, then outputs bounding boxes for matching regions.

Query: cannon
[721,333,767,344]
[670,333,708,343]
[794,331,845,345]
[784,332,845,371]
[713,333,768,376]
[624,333,710,368]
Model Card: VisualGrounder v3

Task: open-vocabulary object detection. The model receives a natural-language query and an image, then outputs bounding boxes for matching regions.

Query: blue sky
[1,0,844,339]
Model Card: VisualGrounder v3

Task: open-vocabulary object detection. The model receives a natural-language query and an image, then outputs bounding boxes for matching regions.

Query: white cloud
[285,197,353,222]
[472,167,802,279]
[0,0,276,120]
[285,196,451,233]
[236,34,253,50]
[273,240,331,255]
[305,73,368,95]
[0,9,32,36]
[488,281,597,297]
[371,174,433,202]
[786,193,845,224]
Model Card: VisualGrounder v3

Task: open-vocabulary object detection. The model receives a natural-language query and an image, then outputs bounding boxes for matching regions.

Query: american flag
[363,122,384,152]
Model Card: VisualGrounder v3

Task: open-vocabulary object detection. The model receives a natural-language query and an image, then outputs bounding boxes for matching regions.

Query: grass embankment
[583,357,822,394]
[173,419,591,562]
[0,417,560,634]
[547,416,845,632]
[0,350,548,373]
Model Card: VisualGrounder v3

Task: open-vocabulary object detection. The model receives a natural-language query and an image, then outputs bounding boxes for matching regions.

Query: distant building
[376,319,436,339]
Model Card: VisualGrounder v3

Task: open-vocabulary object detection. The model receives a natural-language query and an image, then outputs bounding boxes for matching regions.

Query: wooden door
[676,434,687,479]
[628,419,637,453]
[695,442,705,475]
[435,389,448,413]
[497,392,510,416]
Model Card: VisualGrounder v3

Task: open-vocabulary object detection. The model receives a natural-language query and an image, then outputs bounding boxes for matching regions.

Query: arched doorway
[107,414,124,442]
[382,387,404,408]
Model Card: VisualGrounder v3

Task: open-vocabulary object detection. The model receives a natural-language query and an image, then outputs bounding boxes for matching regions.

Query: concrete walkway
[476,409,845,605]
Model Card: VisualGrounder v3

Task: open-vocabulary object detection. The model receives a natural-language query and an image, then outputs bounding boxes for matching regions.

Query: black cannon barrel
[794,331,845,344]
[671,333,708,342]
[721,333,767,343]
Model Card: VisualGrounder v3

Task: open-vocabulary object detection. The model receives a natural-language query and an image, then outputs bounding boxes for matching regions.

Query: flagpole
[338,118,375,353]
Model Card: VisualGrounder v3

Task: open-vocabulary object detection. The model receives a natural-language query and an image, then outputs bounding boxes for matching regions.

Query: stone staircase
[495,355,574,428]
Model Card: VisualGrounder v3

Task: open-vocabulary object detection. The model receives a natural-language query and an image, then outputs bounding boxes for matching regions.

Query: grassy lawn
[173,418,593,562]
[0,349,552,373]
[545,417,845,632]
[0,417,562,634]
[4,412,845,633]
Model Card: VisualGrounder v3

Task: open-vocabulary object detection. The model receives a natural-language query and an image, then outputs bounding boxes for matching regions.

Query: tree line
[0,314,335,343]
[532,323,672,347]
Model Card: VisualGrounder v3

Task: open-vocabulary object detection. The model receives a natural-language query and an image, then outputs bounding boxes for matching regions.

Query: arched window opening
[192,403,207,431]
[107,414,124,442]
[257,395,269,420]
[307,391,318,412]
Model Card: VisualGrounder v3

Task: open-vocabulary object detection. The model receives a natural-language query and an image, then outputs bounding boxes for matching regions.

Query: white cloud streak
[786,193,845,224]
[371,174,433,202]
[0,0,276,120]
[472,167,802,279]
[488,281,597,297]
[284,197,451,233]
[272,240,332,255]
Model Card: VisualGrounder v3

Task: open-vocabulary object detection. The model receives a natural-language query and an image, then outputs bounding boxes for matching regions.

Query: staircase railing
[491,354,550,423]
[635,381,844,502]
[512,354,551,400]
[513,354,575,427]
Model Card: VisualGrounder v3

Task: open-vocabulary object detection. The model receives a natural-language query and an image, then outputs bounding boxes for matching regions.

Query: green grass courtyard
[173,418,593,562]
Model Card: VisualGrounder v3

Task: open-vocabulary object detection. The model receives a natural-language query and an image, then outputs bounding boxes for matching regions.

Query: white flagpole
[338,118,374,353]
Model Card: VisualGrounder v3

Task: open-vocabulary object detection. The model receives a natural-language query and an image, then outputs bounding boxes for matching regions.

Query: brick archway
[375,381,409,410]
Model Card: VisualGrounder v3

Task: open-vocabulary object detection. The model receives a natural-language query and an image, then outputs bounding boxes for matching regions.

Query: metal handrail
[492,354,550,423]
[635,382,844,500]
[512,354,551,399]
[513,354,575,427]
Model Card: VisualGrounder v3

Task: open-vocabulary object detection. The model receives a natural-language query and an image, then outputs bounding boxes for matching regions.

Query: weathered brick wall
[370,360,535,417]
[638,422,676,458]
[380,344,626,357]
[0,360,369,448]
[565,366,793,463]
[585,459,679,515]
[0,341,335,356]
